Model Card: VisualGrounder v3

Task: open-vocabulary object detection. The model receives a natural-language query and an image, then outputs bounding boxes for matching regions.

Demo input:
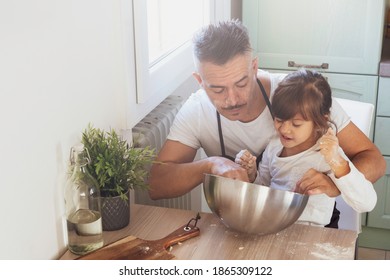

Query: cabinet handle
[288,61,329,69]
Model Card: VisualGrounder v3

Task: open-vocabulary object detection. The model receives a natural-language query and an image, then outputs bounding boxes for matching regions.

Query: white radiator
[130,95,194,210]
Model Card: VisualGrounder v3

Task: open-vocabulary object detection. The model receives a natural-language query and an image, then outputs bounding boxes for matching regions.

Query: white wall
[0,0,196,260]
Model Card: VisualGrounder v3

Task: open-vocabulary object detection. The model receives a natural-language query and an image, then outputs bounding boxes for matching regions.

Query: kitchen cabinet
[267,70,379,105]
[358,35,390,249]
[375,117,390,155]
[366,157,390,229]
[243,0,385,75]
[243,0,389,248]
[359,76,390,250]
[375,77,390,156]
[377,77,390,116]
[325,74,378,105]
[359,156,390,250]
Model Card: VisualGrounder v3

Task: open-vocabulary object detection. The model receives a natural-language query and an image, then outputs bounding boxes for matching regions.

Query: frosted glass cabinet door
[243,0,385,75]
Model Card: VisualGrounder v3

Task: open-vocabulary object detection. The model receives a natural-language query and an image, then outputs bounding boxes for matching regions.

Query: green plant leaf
[81,123,156,200]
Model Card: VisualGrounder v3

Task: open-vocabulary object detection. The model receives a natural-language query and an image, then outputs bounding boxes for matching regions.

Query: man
[148,19,386,201]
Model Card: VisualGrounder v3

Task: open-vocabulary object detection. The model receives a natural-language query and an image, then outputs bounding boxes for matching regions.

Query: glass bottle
[64,145,103,255]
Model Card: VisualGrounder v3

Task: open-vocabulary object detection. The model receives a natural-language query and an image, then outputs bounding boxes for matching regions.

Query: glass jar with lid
[64,145,103,255]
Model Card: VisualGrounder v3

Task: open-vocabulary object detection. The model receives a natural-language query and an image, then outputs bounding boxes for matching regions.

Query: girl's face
[274,113,317,156]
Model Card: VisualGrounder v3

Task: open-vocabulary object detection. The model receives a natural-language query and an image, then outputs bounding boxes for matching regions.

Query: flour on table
[310,242,354,260]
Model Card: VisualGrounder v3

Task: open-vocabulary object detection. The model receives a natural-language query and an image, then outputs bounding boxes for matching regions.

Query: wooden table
[60,204,357,260]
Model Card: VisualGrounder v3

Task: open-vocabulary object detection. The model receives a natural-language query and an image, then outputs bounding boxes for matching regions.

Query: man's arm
[148,140,249,200]
[337,121,386,183]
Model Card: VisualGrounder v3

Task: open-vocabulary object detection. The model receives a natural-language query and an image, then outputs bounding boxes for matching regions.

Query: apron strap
[324,202,340,229]
[256,78,274,120]
[216,111,229,159]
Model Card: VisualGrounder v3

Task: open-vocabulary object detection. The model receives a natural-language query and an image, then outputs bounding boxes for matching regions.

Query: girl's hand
[318,128,350,178]
[295,168,341,197]
[235,149,257,183]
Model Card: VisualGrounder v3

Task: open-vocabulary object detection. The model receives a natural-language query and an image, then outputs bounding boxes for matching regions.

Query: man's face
[193,54,259,122]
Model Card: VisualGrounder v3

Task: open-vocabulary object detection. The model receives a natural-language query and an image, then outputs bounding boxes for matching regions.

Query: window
[147,0,210,66]
[133,0,231,104]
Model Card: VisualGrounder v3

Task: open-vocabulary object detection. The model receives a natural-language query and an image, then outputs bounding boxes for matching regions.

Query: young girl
[235,69,377,227]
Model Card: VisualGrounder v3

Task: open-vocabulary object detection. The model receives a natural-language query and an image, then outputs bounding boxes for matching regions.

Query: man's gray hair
[192,19,252,66]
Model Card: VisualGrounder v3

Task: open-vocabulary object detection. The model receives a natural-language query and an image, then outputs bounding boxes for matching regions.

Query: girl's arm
[319,128,377,212]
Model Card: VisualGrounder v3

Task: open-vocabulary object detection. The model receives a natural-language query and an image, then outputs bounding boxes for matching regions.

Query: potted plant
[81,123,155,231]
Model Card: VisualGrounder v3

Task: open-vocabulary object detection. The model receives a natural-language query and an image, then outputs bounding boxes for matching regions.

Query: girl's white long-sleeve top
[255,136,377,227]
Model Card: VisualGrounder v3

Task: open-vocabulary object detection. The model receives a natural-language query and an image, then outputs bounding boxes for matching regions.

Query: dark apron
[216,78,339,228]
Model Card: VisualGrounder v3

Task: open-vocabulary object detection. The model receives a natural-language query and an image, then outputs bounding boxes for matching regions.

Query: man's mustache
[223,104,244,110]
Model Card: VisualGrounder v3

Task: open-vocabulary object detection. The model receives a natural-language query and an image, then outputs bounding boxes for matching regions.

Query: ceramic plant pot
[100,189,130,231]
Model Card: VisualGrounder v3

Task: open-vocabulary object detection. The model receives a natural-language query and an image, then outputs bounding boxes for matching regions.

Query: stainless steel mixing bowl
[203,174,309,235]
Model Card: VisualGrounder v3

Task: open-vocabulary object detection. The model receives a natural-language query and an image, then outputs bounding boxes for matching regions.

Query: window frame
[132,0,231,104]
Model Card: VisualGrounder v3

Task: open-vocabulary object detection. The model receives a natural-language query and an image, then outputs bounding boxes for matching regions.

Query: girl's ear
[315,114,331,137]
[324,114,330,121]
[315,127,328,137]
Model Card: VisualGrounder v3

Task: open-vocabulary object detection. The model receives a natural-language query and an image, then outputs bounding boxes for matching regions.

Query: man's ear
[252,56,258,71]
[192,72,202,86]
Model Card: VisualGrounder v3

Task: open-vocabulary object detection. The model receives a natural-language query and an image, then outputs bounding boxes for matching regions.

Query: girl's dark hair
[192,19,252,65]
[271,69,335,137]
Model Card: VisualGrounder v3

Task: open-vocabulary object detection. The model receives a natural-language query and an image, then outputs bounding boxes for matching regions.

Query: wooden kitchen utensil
[77,213,201,260]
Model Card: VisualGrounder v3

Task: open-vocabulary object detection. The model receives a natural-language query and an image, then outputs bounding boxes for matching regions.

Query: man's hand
[209,156,250,182]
